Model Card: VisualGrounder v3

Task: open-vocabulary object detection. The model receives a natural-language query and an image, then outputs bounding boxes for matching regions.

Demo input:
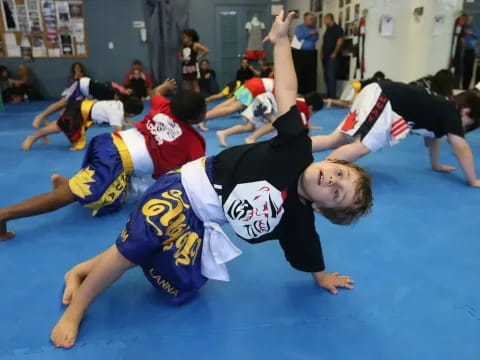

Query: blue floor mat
[0,100,479,360]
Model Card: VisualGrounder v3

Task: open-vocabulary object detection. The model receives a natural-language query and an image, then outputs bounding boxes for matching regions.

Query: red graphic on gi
[341,110,358,131]
[226,185,287,239]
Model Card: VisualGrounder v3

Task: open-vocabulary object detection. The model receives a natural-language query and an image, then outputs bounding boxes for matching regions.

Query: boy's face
[461,108,474,130]
[300,160,359,210]
[133,69,141,79]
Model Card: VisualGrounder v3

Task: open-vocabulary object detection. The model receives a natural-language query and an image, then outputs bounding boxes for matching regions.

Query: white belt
[181,158,242,281]
[118,128,154,176]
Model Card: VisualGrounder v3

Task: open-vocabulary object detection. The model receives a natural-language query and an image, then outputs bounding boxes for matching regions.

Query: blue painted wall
[1,0,148,99]
[1,0,286,98]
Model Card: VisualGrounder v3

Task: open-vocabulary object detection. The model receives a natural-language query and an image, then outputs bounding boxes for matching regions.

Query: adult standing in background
[322,14,343,99]
[462,14,480,89]
[291,12,319,94]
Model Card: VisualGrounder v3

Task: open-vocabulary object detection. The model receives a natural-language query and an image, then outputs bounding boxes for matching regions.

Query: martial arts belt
[359,17,366,80]
[450,16,464,72]
[70,99,95,151]
[181,157,242,281]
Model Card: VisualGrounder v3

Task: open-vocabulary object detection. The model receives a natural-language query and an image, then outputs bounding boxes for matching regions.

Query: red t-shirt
[296,98,311,126]
[123,70,153,88]
[135,95,206,178]
[244,78,274,98]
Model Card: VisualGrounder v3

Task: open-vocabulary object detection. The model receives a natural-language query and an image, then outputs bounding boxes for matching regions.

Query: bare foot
[32,115,44,129]
[216,131,228,147]
[245,136,256,144]
[0,221,15,241]
[62,269,84,305]
[51,174,69,190]
[50,314,80,349]
[198,122,209,131]
[21,136,35,151]
[41,136,52,145]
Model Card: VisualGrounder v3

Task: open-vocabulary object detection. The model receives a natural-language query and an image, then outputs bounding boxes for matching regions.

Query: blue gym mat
[0,100,479,360]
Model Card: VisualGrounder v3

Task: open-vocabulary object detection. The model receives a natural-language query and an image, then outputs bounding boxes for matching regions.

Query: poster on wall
[56,1,70,27]
[1,0,18,31]
[76,42,85,55]
[60,34,73,55]
[68,1,82,18]
[47,47,60,57]
[16,4,30,33]
[26,0,43,32]
[380,15,394,37]
[433,15,445,37]
[4,32,20,56]
[354,4,360,21]
[71,20,84,42]
[42,0,59,46]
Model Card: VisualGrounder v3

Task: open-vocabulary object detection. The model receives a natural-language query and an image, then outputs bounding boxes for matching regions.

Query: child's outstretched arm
[50,245,135,349]
[152,78,177,97]
[264,10,297,117]
[447,134,480,187]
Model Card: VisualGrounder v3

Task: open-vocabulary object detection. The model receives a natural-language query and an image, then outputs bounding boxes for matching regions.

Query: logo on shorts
[146,113,183,145]
[224,181,287,239]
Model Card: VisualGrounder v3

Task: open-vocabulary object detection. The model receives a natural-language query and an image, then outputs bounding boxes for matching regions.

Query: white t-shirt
[90,100,124,128]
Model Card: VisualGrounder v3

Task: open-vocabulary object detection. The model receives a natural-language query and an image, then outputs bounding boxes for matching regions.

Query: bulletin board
[0,0,88,58]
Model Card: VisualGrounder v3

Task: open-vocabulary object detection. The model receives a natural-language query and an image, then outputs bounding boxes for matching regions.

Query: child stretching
[198,77,274,131]
[22,93,143,151]
[179,29,209,92]
[216,91,323,147]
[32,77,133,129]
[311,81,480,187]
[324,71,387,109]
[0,84,206,241]
[49,11,373,349]
[204,80,244,103]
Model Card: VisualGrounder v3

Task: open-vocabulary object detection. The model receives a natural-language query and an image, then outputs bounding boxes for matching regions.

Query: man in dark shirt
[311,81,480,187]
[322,13,344,99]
[236,58,258,82]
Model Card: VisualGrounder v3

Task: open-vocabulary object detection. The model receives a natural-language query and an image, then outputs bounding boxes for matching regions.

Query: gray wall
[188,0,277,86]
[1,0,148,99]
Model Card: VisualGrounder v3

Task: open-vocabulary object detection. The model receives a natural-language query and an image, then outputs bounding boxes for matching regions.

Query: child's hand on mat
[469,179,480,187]
[315,272,355,295]
[263,10,295,44]
[432,164,455,172]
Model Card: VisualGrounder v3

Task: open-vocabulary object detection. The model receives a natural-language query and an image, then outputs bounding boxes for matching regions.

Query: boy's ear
[461,107,471,117]
[311,202,323,214]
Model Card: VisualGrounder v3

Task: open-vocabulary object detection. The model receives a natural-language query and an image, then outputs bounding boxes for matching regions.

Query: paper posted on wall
[433,15,445,37]
[380,15,394,37]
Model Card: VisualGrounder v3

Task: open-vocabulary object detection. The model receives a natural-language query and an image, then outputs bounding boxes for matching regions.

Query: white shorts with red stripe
[338,83,410,152]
